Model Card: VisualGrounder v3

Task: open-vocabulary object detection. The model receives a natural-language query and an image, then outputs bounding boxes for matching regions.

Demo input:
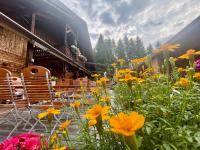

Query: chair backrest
[21,66,53,106]
[0,68,15,103]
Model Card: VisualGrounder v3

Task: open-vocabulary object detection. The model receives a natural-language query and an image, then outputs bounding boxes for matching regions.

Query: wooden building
[0,0,94,77]
[152,16,200,71]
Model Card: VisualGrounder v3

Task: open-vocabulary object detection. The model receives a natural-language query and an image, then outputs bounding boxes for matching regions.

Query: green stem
[125,134,138,150]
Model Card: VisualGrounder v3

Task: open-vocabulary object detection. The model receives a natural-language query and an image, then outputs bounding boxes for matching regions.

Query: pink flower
[0,132,44,150]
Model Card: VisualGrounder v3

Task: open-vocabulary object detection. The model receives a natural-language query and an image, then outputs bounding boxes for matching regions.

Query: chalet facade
[152,16,200,71]
[0,0,94,77]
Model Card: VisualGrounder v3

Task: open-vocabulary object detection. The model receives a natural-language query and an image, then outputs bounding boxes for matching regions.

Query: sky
[61,0,200,48]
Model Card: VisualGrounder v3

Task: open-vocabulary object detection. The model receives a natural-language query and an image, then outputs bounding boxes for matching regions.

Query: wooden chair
[21,65,66,133]
[0,68,30,139]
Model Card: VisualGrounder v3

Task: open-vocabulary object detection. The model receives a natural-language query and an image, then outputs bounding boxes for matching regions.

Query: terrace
[0,1,200,150]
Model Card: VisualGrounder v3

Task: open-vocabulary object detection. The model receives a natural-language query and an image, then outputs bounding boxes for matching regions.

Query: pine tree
[155,40,161,48]
[111,39,116,59]
[135,36,145,57]
[95,34,106,64]
[116,39,125,59]
[123,35,129,58]
[146,44,153,55]
[104,38,115,64]
[128,38,137,59]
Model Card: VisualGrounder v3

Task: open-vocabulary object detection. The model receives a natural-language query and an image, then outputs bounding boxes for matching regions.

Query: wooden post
[31,13,36,33]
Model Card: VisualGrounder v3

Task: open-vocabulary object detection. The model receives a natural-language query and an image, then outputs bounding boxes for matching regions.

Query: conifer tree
[116,39,126,59]
[146,44,153,55]
[135,36,145,57]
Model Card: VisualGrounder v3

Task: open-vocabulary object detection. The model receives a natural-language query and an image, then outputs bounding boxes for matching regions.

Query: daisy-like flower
[111,63,117,67]
[119,73,137,82]
[96,77,109,87]
[38,108,60,119]
[178,49,200,59]
[179,78,189,87]
[177,68,185,73]
[193,72,200,80]
[90,87,100,96]
[109,112,145,136]
[117,59,125,65]
[91,74,100,78]
[118,69,133,75]
[84,105,110,126]
[70,101,81,111]
[131,56,147,64]
[59,120,71,130]
[101,96,111,102]
[153,43,180,54]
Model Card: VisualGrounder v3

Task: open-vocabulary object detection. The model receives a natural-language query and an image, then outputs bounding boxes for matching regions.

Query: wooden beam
[31,13,36,33]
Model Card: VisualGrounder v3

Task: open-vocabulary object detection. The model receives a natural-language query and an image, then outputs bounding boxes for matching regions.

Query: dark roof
[167,16,200,57]
[0,0,93,62]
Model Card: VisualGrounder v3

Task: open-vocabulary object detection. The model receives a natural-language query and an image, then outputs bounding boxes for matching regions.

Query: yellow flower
[177,68,185,73]
[118,69,133,75]
[70,101,81,110]
[115,73,123,80]
[109,112,145,136]
[193,73,200,80]
[119,73,137,82]
[117,59,125,65]
[90,87,100,96]
[59,120,71,130]
[131,56,146,64]
[91,73,100,78]
[136,78,145,83]
[179,78,189,87]
[51,132,58,143]
[153,43,180,54]
[101,96,111,102]
[55,92,61,98]
[53,145,68,150]
[178,49,200,59]
[111,63,117,67]
[97,77,109,86]
[84,105,110,126]
[38,108,60,119]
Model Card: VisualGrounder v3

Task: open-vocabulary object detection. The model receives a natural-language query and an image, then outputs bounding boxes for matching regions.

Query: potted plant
[50,76,58,86]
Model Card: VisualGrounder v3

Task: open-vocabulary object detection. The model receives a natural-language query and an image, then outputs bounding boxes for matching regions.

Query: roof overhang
[0,12,90,75]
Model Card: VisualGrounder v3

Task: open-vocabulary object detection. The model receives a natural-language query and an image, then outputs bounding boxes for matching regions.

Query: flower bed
[1,44,200,149]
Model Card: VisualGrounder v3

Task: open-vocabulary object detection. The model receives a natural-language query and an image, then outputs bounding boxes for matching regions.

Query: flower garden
[1,44,200,150]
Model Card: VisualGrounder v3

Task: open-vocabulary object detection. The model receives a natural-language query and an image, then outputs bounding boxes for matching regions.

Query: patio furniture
[0,68,31,139]
[21,65,67,134]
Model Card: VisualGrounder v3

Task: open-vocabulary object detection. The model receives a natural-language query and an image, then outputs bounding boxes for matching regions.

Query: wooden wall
[0,23,28,74]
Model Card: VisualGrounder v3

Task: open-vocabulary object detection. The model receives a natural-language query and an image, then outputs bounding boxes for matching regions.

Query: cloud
[99,11,115,25]
[60,0,200,48]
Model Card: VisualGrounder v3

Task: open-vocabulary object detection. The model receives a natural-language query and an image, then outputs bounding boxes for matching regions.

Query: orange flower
[111,63,117,67]
[153,43,180,54]
[118,69,133,75]
[119,73,137,82]
[179,78,189,87]
[178,49,200,59]
[84,105,110,126]
[109,112,145,136]
[70,101,81,111]
[193,72,200,80]
[59,120,71,130]
[131,56,146,64]
[38,108,60,119]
